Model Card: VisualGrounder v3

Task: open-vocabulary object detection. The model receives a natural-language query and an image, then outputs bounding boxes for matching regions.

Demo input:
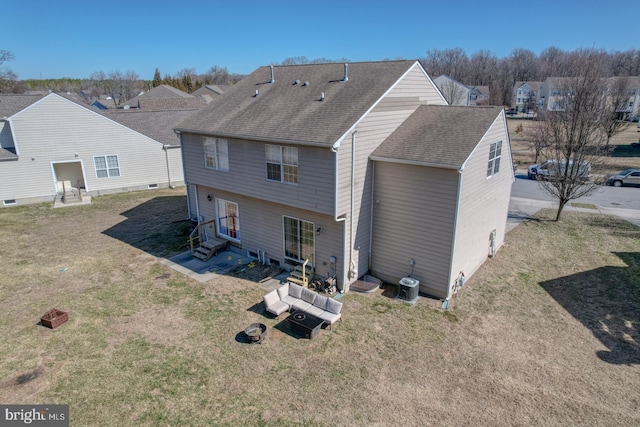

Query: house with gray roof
[0,93,195,207]
[433,75,490,106]
[122,84,206,110]
[175,60,513,298]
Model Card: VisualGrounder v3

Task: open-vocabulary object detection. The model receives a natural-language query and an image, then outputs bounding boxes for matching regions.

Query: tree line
[2,47,640,106]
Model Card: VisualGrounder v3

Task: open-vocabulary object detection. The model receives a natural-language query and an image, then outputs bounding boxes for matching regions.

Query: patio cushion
[300,288,317,304]
[306,305,325,317]
[292,299,313,312]
[325,298,343,315]
[289,283,303,299]
[277,283,289,299]
[317,310,341,325]
[281,294,298,307]
[263,289,279,307]
[312,295,328,311]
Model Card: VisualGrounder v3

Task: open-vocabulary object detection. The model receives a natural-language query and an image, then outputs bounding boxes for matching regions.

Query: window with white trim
[216,198,240,241]
[204,137,229,171]
[487,141,502,177]
[284,216,314,262]
[266,144,298,184]
[94,155,120,178]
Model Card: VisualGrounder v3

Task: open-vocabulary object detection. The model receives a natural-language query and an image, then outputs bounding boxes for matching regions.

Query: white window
[266,144,298,184]
[284,216,314,262]
[94,155,120,178]
[216,198,240,241]
[204,138,229,171]
[487,141,502,177]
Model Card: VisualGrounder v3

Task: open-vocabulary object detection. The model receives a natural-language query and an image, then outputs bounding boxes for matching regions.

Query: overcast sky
[2,0,637,80]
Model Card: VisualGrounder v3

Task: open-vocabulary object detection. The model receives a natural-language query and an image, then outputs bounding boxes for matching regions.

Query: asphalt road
[508,170,640,230]
[512,171,640,210]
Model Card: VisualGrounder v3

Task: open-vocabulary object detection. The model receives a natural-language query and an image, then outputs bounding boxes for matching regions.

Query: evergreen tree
[152,68,162,87]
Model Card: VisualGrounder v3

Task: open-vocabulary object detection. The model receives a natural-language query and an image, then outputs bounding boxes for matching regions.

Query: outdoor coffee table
[287,311,324,339]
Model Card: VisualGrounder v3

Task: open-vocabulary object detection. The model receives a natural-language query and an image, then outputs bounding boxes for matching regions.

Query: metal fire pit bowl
[244,323,267,344]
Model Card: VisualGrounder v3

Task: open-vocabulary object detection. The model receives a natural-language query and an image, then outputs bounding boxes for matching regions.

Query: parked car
[606,169,640,187]
[506,109,517,116]
[527,159,591,181]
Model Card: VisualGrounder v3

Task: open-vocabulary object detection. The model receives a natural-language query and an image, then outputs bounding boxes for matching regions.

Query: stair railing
[189,219,217,256]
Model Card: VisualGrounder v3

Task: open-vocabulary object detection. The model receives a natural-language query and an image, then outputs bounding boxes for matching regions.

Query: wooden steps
[192,237,229,261]
[287,260,314,287]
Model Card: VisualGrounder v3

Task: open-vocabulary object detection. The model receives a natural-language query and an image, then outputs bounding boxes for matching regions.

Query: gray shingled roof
[102,109,200,146]
[371,105,503,169]
[175,60,419,145]
[0,146,18,161]
[135,98,207,110]
[123,85,194,106]
[0,94,45,118]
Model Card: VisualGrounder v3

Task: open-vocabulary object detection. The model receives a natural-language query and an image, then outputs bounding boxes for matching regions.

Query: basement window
[3,199,17,206]
[147,184,158,189]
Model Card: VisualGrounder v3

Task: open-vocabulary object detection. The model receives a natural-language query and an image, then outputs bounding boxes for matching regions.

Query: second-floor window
[266,144,298,184]
[204,137,229,171]
[487,141,502,178]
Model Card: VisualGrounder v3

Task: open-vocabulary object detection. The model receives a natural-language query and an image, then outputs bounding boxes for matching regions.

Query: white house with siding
[175,60,513,298]
[0,93,192,207]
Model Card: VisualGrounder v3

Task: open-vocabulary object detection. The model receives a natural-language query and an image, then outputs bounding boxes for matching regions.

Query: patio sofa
[263,282,343,329]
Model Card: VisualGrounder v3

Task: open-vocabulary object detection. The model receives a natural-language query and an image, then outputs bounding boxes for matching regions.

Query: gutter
[369,155,460,170]
[174,128,331,149]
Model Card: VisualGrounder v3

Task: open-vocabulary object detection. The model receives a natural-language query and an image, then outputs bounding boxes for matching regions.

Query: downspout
[368,160,375,270]
[445,168,464,302]
[348,131,357,286]
[163,145,172,188]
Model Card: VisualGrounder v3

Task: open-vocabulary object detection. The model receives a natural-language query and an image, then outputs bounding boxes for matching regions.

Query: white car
[527,159,591,181]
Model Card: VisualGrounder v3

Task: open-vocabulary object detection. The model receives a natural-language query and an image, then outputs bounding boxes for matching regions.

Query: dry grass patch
[0,190,639,425]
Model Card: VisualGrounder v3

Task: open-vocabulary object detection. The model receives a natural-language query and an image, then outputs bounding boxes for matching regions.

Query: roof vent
[254,89,259,97]
[303,81,309,86]
[269,65,275,84]
[293,79,300,85]
[341,63,349,82]
[320,92,325,101]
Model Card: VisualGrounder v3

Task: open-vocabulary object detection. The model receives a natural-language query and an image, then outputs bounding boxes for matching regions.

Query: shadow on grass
[539,252,640,365]
[102,195,191,257]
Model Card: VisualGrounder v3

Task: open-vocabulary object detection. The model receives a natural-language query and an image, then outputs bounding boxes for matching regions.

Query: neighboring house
[122,85,206,110]
[512,81,542,112]
[538,76,640,118]
[91,97,118,110]
[175,60,513,299]
[538,77,572,111]
[191,85,231,103]
[433,75,490,106]
[0,93,190,207]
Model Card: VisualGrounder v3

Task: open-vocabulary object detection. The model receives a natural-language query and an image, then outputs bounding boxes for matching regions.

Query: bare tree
[525,122,551,163]
[0,50,18,93]
[438,77,467,105]
[205,65,230,85]
[600,77,631,147]
[105,70,140,106]
[535,53,612,221]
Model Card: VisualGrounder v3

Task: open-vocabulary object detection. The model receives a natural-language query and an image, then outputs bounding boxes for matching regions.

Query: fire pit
[244,323,267,344]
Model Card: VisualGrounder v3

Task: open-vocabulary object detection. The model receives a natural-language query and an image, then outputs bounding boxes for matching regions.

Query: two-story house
[512,81,542,112]
[433,75,490,106]
[0,93,195,207]
[175,61,513,299]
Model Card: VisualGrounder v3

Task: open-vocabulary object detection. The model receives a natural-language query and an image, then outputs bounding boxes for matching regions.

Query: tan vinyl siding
[335,63,447,284]
[182,133,335,216]
[371,163,458,297]
[195,186,345,283]
[450,113,513,288]
[0,94,183,204]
